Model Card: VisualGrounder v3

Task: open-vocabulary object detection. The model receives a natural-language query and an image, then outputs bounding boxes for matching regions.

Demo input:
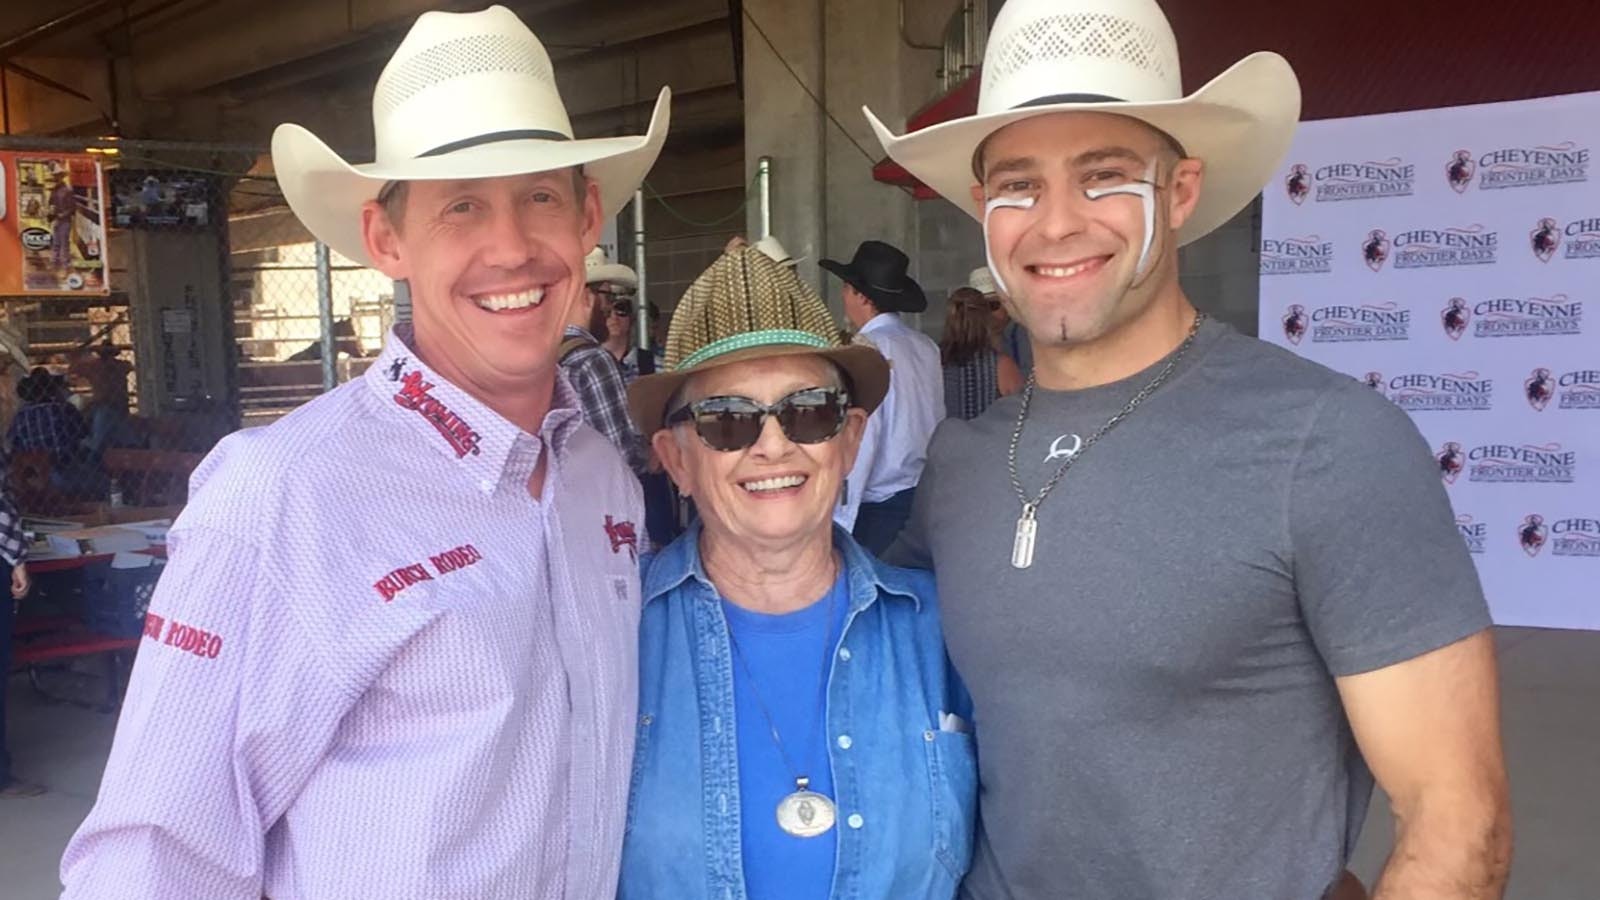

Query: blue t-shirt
[722,572,850,900]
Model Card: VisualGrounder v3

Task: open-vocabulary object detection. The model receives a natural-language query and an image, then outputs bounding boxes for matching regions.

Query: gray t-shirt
[888,318,1490,900]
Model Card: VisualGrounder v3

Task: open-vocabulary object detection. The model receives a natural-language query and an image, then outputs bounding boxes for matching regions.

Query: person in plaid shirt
[561,249,650,475]
[0,450,36,798]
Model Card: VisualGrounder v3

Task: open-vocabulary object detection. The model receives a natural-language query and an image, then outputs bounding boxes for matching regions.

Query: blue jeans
[852,486,917,556]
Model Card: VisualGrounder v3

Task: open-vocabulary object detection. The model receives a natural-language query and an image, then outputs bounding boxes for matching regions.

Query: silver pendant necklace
[724,568,840,838]
[1007,314,1207,568]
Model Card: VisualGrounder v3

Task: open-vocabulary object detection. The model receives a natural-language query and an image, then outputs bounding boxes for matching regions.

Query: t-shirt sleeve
[60,526,356,899]
[1289,382,1492,677]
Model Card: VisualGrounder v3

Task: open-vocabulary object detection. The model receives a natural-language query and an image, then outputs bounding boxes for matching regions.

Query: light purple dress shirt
[61,326,644,900]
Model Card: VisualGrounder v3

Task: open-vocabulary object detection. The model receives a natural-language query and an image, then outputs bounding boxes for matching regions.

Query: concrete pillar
[742,0,827,298]
[742,0,945,323]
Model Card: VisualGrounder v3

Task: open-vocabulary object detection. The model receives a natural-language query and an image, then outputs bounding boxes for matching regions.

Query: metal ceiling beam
[2,60,95,105]
[0,0,125,60]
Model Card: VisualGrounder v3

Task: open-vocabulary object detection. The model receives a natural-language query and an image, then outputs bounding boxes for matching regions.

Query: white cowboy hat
[862,0,1299,246]
[272,5,671,267]
[753,234,803,268]
[584,247,639,290]
[966,266,997,295]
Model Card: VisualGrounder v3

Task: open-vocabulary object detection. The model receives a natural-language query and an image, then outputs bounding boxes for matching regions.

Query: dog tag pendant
[1012,503,1038,569]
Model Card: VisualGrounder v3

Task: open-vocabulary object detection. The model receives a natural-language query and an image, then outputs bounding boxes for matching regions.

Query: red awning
[871,72,981,196]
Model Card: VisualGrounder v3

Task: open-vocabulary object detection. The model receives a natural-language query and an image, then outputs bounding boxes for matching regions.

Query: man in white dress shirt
[822,240,944,553]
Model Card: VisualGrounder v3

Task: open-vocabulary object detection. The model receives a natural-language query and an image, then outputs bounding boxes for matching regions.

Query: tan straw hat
[627,247,889,435]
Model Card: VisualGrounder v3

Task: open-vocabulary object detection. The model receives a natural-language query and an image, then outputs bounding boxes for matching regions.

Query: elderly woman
[619,248,976,899]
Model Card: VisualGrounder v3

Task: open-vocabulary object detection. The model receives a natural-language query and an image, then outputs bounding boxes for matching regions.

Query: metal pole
[632,190,649,352]
[757,156,772,240]
[315,240,336,390]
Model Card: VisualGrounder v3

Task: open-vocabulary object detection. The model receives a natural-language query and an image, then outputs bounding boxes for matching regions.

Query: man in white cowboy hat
[62,7,670,899]
[586,251,651,383]
[559,247,649,471]
[870,1,1509,898]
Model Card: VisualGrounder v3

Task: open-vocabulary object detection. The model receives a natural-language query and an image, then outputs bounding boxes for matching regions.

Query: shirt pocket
[923,727,979,881]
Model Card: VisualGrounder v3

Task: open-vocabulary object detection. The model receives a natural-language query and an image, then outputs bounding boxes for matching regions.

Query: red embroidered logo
[141,613,223,660]
[605,515,639,561]
[374,544,485,602]
[393,370,483,458]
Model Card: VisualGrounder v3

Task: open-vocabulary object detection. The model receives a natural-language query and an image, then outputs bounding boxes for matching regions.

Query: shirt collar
[364,325,585,494]
[643,520,923,613]
[860,312,901,335]
[564,324,598,342]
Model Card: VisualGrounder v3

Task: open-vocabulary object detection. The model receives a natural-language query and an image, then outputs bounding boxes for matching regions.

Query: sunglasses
[666,387,850,452]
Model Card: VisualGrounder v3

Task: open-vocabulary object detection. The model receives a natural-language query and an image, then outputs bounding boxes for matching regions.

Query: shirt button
[836,734,853,750]
[847,813,864,829]
[479,479,494,491]
[838,647,852,661]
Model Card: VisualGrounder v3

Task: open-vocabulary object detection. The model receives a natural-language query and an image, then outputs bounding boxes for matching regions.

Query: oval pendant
[775,789,836,838]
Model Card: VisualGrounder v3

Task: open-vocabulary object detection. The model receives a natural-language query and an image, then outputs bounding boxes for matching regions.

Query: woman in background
[939,287,1022,421]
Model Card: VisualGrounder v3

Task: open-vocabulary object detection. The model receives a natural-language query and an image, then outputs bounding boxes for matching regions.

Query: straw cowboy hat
[628,247,889,435]
[272,5,671,267]
[584,248,638,290]
[819,240,927,314]
[862,0,1300,246]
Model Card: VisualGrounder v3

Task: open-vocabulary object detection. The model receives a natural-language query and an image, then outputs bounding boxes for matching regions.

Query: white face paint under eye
[984,195,1036,298]
[1084,161,1158,278]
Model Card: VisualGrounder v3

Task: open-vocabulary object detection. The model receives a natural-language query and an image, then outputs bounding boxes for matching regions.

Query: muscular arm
[1337,631,1512,899]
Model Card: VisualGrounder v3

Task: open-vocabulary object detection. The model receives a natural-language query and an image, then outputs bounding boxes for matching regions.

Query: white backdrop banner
[1260,91,1600,631]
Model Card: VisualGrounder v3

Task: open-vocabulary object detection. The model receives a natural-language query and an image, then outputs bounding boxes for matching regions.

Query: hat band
[420,128,570,158]
[674,329,833,372]
[1015,93,1123,108]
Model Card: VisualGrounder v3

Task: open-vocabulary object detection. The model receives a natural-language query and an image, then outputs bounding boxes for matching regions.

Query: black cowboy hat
[819,240,927,314]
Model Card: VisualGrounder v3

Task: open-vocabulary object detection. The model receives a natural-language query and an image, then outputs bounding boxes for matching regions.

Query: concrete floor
[1,626,1595,898]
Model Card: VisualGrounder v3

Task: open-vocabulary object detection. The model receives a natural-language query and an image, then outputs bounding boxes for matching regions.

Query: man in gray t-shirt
[867,1,1511,897]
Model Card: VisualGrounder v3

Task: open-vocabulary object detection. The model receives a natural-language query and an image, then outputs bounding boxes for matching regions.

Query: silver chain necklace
[1007,314,1207,568]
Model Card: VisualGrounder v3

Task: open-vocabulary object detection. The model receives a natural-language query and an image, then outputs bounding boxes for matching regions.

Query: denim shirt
[619,524,977,899]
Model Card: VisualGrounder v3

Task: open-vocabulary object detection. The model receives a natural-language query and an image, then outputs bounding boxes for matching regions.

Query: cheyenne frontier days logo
[1260,235,1334,275]
[1387,225,1499,269]
[1519,515,1600,558]
[1454,143,1591,191]
[1286,158,1415,203]
[1386,371,1493,411]
[1469,294,1584,339]
[1525,368,1600,410]
[1437,441,1577,485]
[1284,302,1409,344]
